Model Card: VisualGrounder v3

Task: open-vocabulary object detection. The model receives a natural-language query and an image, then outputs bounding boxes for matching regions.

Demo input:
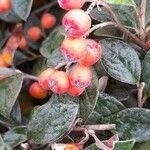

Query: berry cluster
[29,0,102,99]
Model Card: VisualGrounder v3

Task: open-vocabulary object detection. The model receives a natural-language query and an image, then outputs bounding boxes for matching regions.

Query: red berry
[38,68,56,90]
[0,54,7,67]
[68,84,85,96]
[80,39,102,66]
[27,26,42,41]
[29,82,48,99]
[41,12,56,29]
[0,0,11,13]
[19,36,27,50]
[60,37,87,62]
[146,40,150,49]
[48,71,69,94]
[69,64,92,88]
[62,9,91,37]
[58,0,85,10]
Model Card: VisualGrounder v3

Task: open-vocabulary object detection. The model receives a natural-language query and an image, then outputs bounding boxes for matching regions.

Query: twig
[137,82,145,107]
[86,0,97,14]
[84,22,115,37]
[137,0,147,40]
[99,0,149,50]
[73,124,116,131]
[31,1,57,15]
[23,73,38,81]
[55,61,69,70]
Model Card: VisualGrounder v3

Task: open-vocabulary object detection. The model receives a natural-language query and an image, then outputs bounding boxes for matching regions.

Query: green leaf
[47,49,65,67]
[12,0,33,20]
[40,26,66,58]
[3,126,27,148]
[133,141,150,150]
[101,38,141,85]
[102,108,150,142]
[106,0,136,6]
[90,5,137,29]
[0,72,23,119]
[0,10,20,23]
[85,139,135,150]
[142,50,150,97]
[27,94,79,144]
[87,92,125,124]
[0,68,18,78]
[0,135,4,150]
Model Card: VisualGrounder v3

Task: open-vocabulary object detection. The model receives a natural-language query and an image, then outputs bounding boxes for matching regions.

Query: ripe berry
[29,82,48,99]
[80,39,102,66]
[60,37,87,62]
[48,71,69,94]
[0,54,7,67]
[41,12,56,29]
[38,68,56,90]
[27,26,42,41]
[58,0,85,10]
[68,84,85,96]
[62,9,91,37]
[69,64,92,88]
[146,40,150,49]
[0,0,11,13]
[19,36,27,50]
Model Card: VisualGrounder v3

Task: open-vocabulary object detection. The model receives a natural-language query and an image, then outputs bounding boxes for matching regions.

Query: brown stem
[23,73,38,81]
[137,82,145,107]
[99,0,149,50]
[73,124,116,131]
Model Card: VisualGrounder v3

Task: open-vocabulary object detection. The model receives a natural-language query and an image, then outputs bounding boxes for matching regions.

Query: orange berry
[0,0,11,13]
[38,68,56,90]
[62,9,91,37]
[60,37,87,62]
[27,26,42,41]
[69,64,92,88]
[67,84,85,96]
[0,54,7,67]
[80,39,102,66]
[29,82,48,99]
[41,12,56,29]
[19,36,27,50]
[48,71,69,94]
[58,0,85,10]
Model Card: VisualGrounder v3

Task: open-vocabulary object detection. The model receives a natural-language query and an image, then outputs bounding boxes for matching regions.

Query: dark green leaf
[40,26,66,58]
[101,39,141,85]
[106,0,136,6]
[27,94,79,144]
[3,126,27,148]
[12,0,33,20]
[0,73,23,119]
[0,135,4,150]
[133,141,150,150]
[87,92,125,124]
[102,108,150,142]
[142,50,150,97]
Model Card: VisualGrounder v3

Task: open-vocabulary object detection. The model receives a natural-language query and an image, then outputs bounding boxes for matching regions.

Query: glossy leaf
[0,72,23,119]
[101,39,141,85]
[27,94,79,144]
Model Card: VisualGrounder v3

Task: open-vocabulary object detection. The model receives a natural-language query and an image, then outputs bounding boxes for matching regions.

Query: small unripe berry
[19,36,27,50]
[29,82,48,99]
[0,54,7,67]
[38,68,56,90]
[27,26,42,41]
[62,9,91,37]
[60,37,87,62]
[68,84,85,96]
[41,12,56,29]
[80,39,102,66]
[0,0,11,13]
[69,64,92,88]
[58,0,85,10]
[48,71,69,94]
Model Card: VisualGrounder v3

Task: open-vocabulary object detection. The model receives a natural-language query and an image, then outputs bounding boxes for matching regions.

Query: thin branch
[31,1,57,15]
[84,21,115,37]
[55,61,69,70]
[86,0,97,14]
[137,82,145,107]
[23,73,38,81]
[73,124,116,131]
